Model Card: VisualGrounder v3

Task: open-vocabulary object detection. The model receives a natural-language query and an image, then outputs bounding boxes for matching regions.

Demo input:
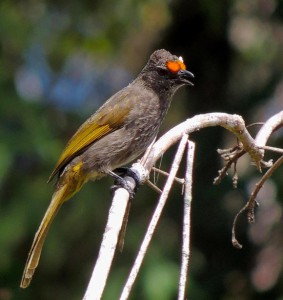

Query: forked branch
[83,112,279,300]
[231,110,283,248]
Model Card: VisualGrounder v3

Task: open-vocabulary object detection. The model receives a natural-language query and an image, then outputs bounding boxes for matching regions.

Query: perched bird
[20,49,194,288]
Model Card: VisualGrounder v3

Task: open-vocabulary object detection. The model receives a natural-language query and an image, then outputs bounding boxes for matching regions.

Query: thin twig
[232,154,283,249]
[178,140,195,300]
[215,112,282,186]
[145,180,162,194]
[152,166,185,184]
[259,145,283,154]
[247,154,283,221]
[213,149,246,185]
[119,134,188,300]
[231,111,283,249]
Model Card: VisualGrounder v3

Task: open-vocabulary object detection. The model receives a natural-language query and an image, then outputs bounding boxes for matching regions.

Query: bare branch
[178,140,195,300]
[215,112,282,186]
[151,166,185,184]
[259,145,283,154]
[145,180,162,194]
[232,154,283,249]
[119,134,188,300]
[213,148,246,186]
[143,113,264,172]
[83,112,280,299]
[231,111,283,249]
[83,177,135,300]
[255,110,283,148]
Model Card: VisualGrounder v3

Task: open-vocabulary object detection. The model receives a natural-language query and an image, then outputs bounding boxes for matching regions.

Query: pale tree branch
[141,113,264,172]
[120,134,188,300]
[83,112,281,300]
[255,110,283,148]
[82,180,135,300]
[231,110,283,248]
[178,140,195,300]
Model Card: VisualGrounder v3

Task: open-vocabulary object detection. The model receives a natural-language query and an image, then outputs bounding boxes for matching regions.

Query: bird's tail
[20,183,76,288]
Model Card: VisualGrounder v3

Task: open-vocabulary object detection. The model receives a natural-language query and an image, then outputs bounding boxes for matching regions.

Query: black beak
[178,69,194,86]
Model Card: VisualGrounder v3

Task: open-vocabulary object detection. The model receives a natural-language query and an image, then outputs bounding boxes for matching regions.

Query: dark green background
[1,0,283,299]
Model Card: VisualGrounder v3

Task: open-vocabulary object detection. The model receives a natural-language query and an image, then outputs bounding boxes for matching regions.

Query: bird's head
[143,49,194,89]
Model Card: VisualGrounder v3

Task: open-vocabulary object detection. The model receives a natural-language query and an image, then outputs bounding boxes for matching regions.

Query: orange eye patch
[166,58,186,73]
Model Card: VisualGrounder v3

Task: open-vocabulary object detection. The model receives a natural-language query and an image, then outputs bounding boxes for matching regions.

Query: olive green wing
[48,100,131,182]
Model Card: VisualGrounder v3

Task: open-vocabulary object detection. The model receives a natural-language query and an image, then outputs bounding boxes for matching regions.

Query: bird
[20,49,194,288]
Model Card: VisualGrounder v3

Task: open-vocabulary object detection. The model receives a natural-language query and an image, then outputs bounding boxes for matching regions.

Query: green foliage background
[0,0,283,299]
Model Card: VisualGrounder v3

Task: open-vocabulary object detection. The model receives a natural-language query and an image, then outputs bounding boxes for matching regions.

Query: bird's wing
[48,97,131,182]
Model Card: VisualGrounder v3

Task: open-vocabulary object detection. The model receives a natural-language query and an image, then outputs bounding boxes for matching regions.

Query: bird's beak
[178,69,194,86]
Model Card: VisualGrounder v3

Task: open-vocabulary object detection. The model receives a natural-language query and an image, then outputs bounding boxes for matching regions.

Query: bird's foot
[110,177,135,199]
[109,168,140,199]
[114,167,140,192]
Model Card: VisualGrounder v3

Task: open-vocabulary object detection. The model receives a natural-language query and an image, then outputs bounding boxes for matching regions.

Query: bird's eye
[157,67,169,76]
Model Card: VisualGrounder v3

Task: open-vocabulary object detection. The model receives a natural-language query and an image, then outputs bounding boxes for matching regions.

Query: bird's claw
[114,167,140,192]
[110,167,141,199]
[110,178,135,199]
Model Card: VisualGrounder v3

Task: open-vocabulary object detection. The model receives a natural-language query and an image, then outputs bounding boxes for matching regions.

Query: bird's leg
[108,168,140,199]
[107,168,140,252]
[113,167,141,192]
